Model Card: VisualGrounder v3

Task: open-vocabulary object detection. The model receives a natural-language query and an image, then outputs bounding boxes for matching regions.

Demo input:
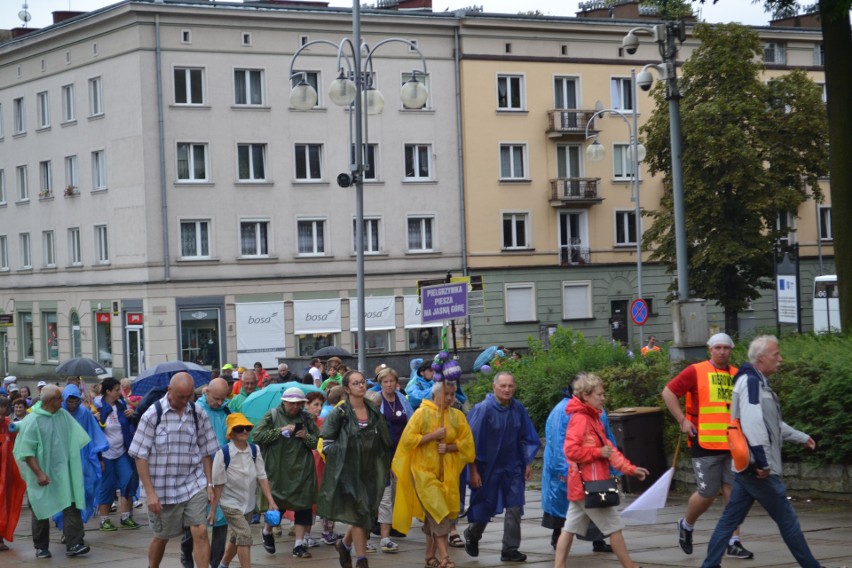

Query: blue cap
[264,510,281,527]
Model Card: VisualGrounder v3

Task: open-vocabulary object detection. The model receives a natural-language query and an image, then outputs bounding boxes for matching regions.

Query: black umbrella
[311,346,352,359]
[55,357,109,377]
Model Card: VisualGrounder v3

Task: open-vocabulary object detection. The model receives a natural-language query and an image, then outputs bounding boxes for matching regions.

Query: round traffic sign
[630,299,649,326]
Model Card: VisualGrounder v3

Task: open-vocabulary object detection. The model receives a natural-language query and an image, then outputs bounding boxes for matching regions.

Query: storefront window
[95,312,112,367]
[70,312,81,358]
[352,330,390,354]
[408,327,441,350]
[297,333,337,357]
[42,311,59,361]
[180,308,220,368]
[19,311,34,360]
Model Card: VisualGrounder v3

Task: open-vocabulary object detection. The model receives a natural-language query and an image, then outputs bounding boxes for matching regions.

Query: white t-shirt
[308,367,323,386]
[211,442,268,514]
[102,403,126,460]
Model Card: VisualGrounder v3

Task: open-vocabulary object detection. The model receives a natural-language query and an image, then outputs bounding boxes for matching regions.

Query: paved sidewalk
[3,490,851,567]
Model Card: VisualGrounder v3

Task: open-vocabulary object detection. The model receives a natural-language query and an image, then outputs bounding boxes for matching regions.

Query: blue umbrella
[131,361,212,397]
[240,381,322,426]
[473,346,499,372]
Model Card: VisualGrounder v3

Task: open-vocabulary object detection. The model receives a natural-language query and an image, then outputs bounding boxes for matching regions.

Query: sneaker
[120,517,140,529]
[262,531,276,554]
[365,541,376,553]
[250,513,261,524]
[304,535,320,548]
[726,541,755,559]
[100,518,118,532]
[500,550,527,562]
[593,540,613,553]
[109,502,118,513]
[292,544,312,558]
[322,532,342,545]
[133,499,144,509]
[464,526,479,557]
[678,519,693,555]
[335,539,353,568]
[380,538,399,553]
[35,548,52,559]
[66,543,91,557]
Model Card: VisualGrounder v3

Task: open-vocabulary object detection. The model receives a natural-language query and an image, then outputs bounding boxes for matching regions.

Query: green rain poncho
[317,402,391,528]
[12,405,90,520]
[252,406,319,511]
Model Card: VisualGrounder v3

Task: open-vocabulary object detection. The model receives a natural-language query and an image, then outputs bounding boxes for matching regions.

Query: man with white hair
[662,332,753,559]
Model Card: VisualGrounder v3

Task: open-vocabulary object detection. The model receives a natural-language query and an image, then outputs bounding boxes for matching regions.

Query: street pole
[631,68,644,346]
[352,0,366,373]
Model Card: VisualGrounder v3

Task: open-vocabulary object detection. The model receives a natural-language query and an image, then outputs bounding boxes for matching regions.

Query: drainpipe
[454,21,470,348]
[155,14,171,280]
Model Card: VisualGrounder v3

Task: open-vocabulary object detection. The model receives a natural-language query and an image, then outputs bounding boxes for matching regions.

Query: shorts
[221,505,253,547]
[692,454,733,498]
[97,453,139,505]
[563,499,624,538]
[377,477,397,525]
[149,490,208,539]
[421,511,452,538]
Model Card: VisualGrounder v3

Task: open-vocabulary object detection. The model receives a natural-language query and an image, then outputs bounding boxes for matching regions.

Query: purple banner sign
[420,283,468,323]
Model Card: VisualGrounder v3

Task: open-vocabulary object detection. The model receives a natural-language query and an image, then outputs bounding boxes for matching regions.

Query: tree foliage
[641,23,828,334]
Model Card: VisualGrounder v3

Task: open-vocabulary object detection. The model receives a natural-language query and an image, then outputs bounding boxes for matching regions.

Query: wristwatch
[207,483,214,488]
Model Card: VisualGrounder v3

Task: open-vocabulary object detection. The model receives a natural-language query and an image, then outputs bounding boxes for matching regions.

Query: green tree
[641,24,828,334]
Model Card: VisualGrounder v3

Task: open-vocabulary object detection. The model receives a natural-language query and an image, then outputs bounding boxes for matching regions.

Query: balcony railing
[547,109,597,137]
[560,245,591,266]
[550,177,601,201]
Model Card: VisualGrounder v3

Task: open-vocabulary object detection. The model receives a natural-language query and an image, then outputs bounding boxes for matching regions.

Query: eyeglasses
[231,425,253,434]
[348,380,367,387]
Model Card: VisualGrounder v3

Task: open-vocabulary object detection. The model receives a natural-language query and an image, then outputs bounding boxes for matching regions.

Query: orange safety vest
[685,360,737,450]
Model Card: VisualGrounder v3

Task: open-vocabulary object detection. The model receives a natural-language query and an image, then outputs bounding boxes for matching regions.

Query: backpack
[131,387,168,426]
[221,443,258,470]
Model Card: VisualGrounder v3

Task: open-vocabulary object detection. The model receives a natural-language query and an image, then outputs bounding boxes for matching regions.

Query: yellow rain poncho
[391,399,475,534]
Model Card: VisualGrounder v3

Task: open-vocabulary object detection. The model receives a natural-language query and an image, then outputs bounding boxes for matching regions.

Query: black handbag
[580,428,620,508]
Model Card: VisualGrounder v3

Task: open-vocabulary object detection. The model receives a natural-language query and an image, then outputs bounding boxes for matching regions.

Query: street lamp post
[289,2,428,372]
[584,69,646,344]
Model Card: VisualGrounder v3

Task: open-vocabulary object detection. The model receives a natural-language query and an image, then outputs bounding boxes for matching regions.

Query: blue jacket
[99,398,135,451]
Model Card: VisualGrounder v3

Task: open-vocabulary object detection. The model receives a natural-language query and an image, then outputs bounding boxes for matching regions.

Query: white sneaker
[304,535,320,548]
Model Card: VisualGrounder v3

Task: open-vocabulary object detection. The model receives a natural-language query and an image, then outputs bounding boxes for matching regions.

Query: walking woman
[318,371,391,568]
[392,380,475,568]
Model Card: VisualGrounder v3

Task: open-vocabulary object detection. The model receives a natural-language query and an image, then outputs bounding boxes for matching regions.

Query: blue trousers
[701,472,819,568]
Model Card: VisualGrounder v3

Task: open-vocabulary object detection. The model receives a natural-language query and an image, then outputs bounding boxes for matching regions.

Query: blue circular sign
[630,299,649,326]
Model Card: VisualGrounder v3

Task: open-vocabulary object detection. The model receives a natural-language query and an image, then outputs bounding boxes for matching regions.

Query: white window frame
[406,215,435,253]
[43,230,56,267]
[174,67,205,105]
[614,209,638,246]
[0,102,4,138]
[610,77,634,112]
[234,68,265,106]
[819,206,832,241]
[65,155,78,193]
[36,91,50,128]
[351,143,379,181]
[352,216,382,254]
[613,144,638,180]
[294,143,323,181]
[95,224,109,264]
[763,42,786,64]
[13,97,25,134]
[39,160,52,196]
[297,218,327,256]
[176,142,208,182]
[16,165,28,201]
[240,219,270,257]
[237,143,267,182]
[401,71,430,109]
[562,281,593,320]
[554,75,580,109]
[92,150,107,190]
[0,235,7,270]
[404,143,433,181]
[505,283,536,323]
[0,169,5,204]
[68,227,82,266]
[776,211,796,245]
[20,233,32,269]
[290,71,320,108]
[88,76,104,117]
[502,212,530,250]
[180,219,212,259]
[497,74,524,111]
[499,143,527,180]
[61,84,76,123]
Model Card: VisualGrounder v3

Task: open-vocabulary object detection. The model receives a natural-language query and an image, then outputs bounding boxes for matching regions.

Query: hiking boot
[100,518,118,532]
[335,539,352,568]
[678,519,693,555]
[292,544,312,558]
[726,541,754,559]
[66,543,91,557]
[262,531,276,554]
[464,526,479,557]
[120,517,141,529]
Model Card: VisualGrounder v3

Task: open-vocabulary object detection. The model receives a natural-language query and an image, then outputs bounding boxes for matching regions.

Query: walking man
[701,336,825,568]
[129,373,220,568]
[229,371,259,413]
[464,371,540,562]
[662,332,753,559]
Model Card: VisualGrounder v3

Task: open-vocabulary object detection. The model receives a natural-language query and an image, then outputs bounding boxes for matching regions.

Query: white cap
[3,376,16,385]
[707,333,734,348]
[37,380,47,388]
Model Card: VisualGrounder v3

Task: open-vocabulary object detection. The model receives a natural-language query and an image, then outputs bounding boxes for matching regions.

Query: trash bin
[608,406,667,494]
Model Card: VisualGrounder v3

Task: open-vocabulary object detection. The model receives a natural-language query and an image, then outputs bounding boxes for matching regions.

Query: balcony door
[558,211,588,265]
[557,144,582,195]
[554,77,579,109]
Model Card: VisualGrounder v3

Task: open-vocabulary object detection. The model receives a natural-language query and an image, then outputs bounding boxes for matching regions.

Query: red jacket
[563,396,636,502]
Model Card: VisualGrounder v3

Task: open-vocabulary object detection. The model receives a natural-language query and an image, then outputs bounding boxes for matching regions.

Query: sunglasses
[231,425,253,434]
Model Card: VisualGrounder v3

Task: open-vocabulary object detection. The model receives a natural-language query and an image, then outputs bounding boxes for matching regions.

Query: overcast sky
[1,0,776,32]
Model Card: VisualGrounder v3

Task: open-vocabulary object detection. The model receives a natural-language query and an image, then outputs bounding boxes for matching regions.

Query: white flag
[621,467,675,525]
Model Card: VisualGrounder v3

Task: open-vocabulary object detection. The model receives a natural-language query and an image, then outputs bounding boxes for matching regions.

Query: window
[351,143,379,180]
[819,206,832,241]
[401,72,429,109]
[39,160,52,196]
[65,155,78,192]
[763,42,786,64]
[237,143,266,181]
[16,165,28,200]
[181,29,192,44]
[559,211,589,265]
[404,144,432,180]
[174,67,204,105]
[554,76,579,109]
[20,233,31,268]
[0,102,3,138]
[291,71,319,108]
[557,144,582,178]
[0,169,5,204]
[352,217,381,254]
[240,220,269,257]
[613,144,637,179]
[19,311,34,359]
[297,219,326,256]
[234,69,264,105]
[95,224,109,263]
[70,312,81,358]
[499,144,527,180]
[615,210,637,246]
[88,76,103,116]
[92,150,107,189]
[43,231,56,267]
[0,236,7,270]
[242,32,252,46]
[43,311,59,361]
[562,281,592,319]
[505,284,535,322]
[61,84,76,122]
[352,331,390,354]
[497,75,523,110]
[407,216,434,252]
[68,227,82,265]
[13,97,25,134]
[95,312,112,368]
[295,143,323,181]
[776,211,795,246]
[177,143,208,181]
[814,43,825,66]
[180,219,211,258]
[502,212,530,249]
[37,91,50,128]
[611,77,634,111]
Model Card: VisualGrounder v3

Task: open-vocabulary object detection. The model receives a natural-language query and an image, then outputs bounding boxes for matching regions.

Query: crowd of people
[0,336,845,568]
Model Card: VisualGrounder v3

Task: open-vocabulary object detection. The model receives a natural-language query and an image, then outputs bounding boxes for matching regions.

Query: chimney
[53,11,86,24]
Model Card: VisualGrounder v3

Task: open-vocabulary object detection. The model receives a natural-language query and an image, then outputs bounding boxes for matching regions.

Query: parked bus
[813,274,840,333]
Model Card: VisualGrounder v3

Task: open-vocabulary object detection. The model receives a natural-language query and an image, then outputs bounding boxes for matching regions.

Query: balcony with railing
[549,177,603,206]
[560,244,591,266]
[547,109,598,138]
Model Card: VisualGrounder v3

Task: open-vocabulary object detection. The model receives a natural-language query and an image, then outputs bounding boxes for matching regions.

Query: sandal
[425,557,440,568]
[440,558,456,568]
[448,533,464,548]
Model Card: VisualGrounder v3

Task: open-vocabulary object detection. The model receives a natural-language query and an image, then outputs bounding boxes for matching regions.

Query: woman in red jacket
[553,373,649,568]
